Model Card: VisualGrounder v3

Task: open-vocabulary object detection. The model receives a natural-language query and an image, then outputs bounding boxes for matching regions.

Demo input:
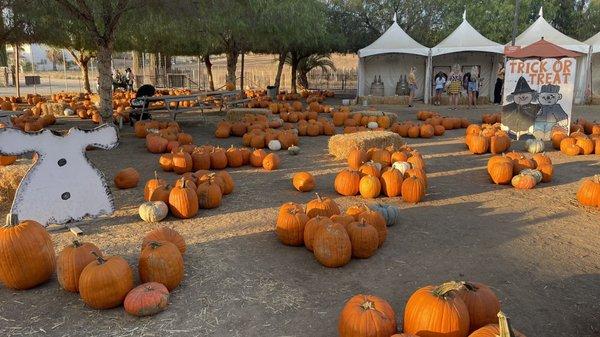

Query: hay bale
[45,102,67,116]
[328,131,405,159]
[354,110,398,125]
[225,108,272,122]
[0,161,31,213]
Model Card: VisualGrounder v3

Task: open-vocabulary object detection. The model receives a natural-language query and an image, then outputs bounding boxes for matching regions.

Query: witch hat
[510,76,536,95]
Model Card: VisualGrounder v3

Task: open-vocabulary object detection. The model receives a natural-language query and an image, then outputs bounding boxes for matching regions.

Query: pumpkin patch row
[338,280,525,337]
[9,108,57,132]
[571,118,600,136]
[276,197,396,268]
[576,175,600,208]
[0,215,185,317]
[335,147,427,203]
[465,123,512,154]
[551,129,600,156]
[158,146,281,172]
[481,112,502,124]
[487,152,553,189]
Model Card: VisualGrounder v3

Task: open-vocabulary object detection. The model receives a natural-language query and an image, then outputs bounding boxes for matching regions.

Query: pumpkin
[168,178,199,219]
[490,135,511,154]
[268,140,282,151]
[144,172,167,201]
[210,148,228,169]
[57,240,101,293]
[288,145,300,155]
[346,204,370,220]
[338,294,397,337]
[511,173,536,189]
[532,153,552,167]
[79,253,134,309]
[348,148,368,169]
[225,147,243,167]
[371,148,392,167]
[468,134,490,154]
[468,311,526,337]
[334,169,361,196]
[139,241,184,291]
[392,161,412,175]
[456,281,501,331]
[401,176,425,203]
[405,168,428,188]
[0,155,17,166]
[303,216,332,251]
[139,201,169,222]
[196,176,223,209]
[0,215,56,290]
[124,282,170,317]
[576,176,600,207]
[536,163,553,183]
[276,208,309,246]
[215,170,234,195]
[369,203,400,227]
[146,135,168,153]
[191,150,211,170]
[262,153,280,170]
[114,167,140,189]
[403,282,470,337]
[312,222,352,268]
[524,139,544,154]
[330,214,355,228]
[407,152,425,171]
[513,155,535,174]
[357,210,387,247]
[142,227,186,254]
[279,202,305,219]
[367,121,378,129]
[292,172,315,192]
[359,175,381,198]
[488,161,514,185]
[520,169,543,184]
[306,193,341,218]
[551,131,567,149]
[159,153,174,171]
[359,162,381,177]
[576,137,594,155]
[346,220,379,258]
[380,169,404,197]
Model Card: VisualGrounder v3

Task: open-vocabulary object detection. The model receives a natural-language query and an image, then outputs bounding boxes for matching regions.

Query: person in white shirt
[433,72,447,106]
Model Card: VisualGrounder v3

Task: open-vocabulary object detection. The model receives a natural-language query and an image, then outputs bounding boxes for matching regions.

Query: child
[434,72,446,106]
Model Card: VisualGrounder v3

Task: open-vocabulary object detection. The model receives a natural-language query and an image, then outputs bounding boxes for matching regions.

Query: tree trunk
[290,52,298,94]
[226,50,239,88]
[148,53,157,85]
[96,45,113,120]
[52,61,57,71]
[80,59,91,94]
[164,55,172,74]
[0,45,8,67]
[204,55,215,91]
[14,44,20,97]
[298,71,309,90]
[274,51,286,88]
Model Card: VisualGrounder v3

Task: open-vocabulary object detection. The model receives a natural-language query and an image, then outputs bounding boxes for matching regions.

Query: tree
[45,48,63,71]
[289,54,336,90]
[67,49,95,93]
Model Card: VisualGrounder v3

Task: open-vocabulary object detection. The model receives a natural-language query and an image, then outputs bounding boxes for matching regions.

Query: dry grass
[0,161,31,213]
[46,102,67,116]
[328,130,405,159]
[225,108,272,122]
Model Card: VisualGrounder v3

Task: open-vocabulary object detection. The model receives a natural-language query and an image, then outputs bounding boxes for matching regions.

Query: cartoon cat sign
[502,58,575,140]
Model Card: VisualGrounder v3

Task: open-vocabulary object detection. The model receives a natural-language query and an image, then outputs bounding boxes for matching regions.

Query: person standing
[125,68,134,91]
[467,66,480,109]
[447,64,462,110]
[494,62,505,104]
[433,71,446,106]
[408,66,417,107]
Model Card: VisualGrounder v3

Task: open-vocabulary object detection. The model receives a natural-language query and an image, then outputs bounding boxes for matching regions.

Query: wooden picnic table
[135,94,209,122]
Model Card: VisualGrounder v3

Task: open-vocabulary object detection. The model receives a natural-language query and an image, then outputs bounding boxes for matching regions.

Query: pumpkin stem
[360,300,375,311]
[315,192,322,202]
[5,213,18,227]
[459,281,478,292]
[154,171,159,181]
[432,281,462,298]
[497,311,517,337]
[72,240,82,248]
[91,251,106,265]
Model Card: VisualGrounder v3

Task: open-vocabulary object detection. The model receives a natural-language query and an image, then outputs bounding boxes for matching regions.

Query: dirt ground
[0,102,599,337]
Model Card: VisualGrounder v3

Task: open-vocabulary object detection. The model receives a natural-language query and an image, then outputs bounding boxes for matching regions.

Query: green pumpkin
[368,203,400,227]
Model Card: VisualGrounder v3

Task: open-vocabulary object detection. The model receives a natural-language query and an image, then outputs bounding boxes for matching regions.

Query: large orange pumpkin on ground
[139,241,184,291]
[57,240,102,293]
[338,294,397,337]
[124,282,170,317]
[79,253,134,309]
[456,281,501,332]
[312,222,351,268]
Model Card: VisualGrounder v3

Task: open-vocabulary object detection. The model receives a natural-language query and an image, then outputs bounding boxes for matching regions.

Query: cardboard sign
[502,58,576,140]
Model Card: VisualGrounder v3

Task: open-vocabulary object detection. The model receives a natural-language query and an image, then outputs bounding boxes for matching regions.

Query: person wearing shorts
[467,66,479,109]
[434,72,446,106]
[408,66,417,107]
[447,64,462,110]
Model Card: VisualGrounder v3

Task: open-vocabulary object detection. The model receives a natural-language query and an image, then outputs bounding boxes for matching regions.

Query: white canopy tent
[428,12,504,102]
[585,31,600,100]
[357,14,430,100]
[511,8,591,104]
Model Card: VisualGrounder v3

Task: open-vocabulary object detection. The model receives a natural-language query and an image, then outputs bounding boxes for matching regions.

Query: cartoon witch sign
[502,76,539,140]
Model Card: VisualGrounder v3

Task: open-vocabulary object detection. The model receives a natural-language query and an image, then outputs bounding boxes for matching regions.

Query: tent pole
[511,0,521,46]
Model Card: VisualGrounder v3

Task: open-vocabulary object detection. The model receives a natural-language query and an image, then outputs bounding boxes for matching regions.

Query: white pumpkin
[521,169,543,184]
[288,145,300,155]
[268,140,282,151]
[139,201,168,223]
[391,161,411,175]
[525,139,544,154]
[63,108,75,116]
[366,160,382,172]
[367,121,379,129]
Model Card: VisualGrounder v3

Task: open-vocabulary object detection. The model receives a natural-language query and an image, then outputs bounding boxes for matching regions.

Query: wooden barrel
[370,82,384,96]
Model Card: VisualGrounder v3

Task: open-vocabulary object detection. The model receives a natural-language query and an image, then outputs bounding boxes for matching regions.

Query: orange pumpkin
[57,240,102,293]
[312,222,351,268]
[456,281,501,331]
[401,176,426,203]
[338,294,397,337]
[124,282,170,317]
[139,241,184,291]
[334,169,361,196]
[306,193,341,218]
[276,208,309,246]
[168,178,199,219]
[303,216,332,252]
[346,220,379,258]
[292,172,315,192]
[262,153,280,170]
[79,253,134,309]
[114,167,140,189]
[359,175,381,199]
[142,227,186,254]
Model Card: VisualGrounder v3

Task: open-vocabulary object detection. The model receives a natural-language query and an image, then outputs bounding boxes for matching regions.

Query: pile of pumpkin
[0,215,186,317]
[215,115,304,149]
[338,280,525,337]
[482,112,502,124]
[576,175,600,208]
[8,108,57,132]
[334,147,427,203]
[551,129,600,156]
[465,123,512,154]
[276,196,399,268]
[487,151,553,189]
